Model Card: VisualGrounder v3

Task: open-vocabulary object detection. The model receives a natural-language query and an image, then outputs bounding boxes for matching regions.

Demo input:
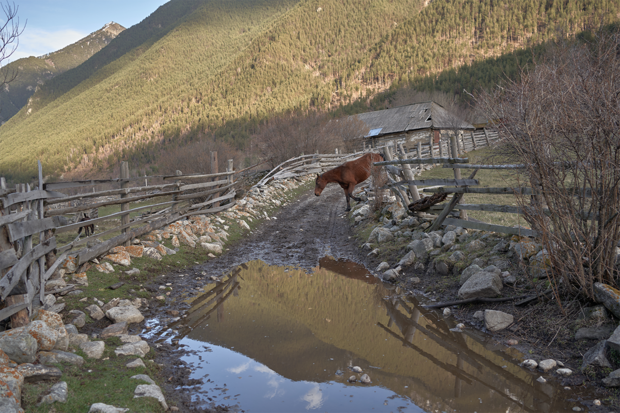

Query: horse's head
[315,173,326,196]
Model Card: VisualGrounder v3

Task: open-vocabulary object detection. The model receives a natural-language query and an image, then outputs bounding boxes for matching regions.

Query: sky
[4,0,169,62]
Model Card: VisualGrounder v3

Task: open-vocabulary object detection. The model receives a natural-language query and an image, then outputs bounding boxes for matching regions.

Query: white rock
[115,340,150,357]
[375,262,389,272]
[556,368,573,377]
[443,308,451,317]
[538,359,557,372]
[537,376,547,383]
[79,341,105,359]
[134,384,168,410]
[88,403,129,413]
[126,358,146,368]
[131,374,155,384]
[352,366,363,373]
[106,306,144,324]
[522,359,538,369]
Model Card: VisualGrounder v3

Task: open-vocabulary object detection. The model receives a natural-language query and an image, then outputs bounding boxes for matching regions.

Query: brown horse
[315,152,384,211]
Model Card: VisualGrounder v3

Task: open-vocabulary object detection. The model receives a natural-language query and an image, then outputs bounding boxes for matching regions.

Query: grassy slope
[0,0,618,181]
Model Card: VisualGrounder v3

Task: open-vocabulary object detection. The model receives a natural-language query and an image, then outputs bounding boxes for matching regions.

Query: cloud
[254,365,276,375]
[8,27,87,62]
[227,362,251,374]
[302,384,324,410]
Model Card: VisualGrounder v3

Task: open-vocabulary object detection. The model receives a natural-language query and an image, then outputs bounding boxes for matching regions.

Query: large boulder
[134,384,168,410]
[17,364,62,383]
[79,342,105,359]
[39,350,84,366]
[607,325,620,353]
[115,341,150,357]
[593,283,620,319]
[581,341,612,371]
[603,369,620,387]
[458,270,503,299]
[24,321,58,351]
[106,306,144,324]
[484,310,514,332]
[459,264,482,285]
[0,327,38,364]
[0,365,24,400]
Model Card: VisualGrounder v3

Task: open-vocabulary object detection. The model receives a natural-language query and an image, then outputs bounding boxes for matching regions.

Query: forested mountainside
[0,0,617,180]
[0,22,125,124]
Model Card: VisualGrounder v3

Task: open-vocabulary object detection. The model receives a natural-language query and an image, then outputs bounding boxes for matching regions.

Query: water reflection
[166,259,589,412]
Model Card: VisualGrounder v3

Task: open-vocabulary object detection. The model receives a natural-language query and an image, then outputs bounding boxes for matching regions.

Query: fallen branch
[422,294,530,309]
[515,289,553,306]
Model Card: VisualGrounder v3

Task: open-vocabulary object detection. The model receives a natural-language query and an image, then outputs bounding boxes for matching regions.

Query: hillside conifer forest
[0,0,618,181]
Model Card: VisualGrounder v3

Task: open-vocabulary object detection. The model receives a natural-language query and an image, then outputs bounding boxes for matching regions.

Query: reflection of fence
[381,296,560,412]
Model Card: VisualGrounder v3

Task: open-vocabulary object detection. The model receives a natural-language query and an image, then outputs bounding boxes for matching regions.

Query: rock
[368,227,394,244]
[352,366,362,373]
[536,376,546,383]
[115,341,150,357]
[39,350,84,366]
[85,305,105,321]
[131,374,155,385]
[32,311,70,352]
[382,269,398,281]
[484,310,514,332]
[556,368,573,377]
[43,294,56,310]
[348,375,356,382]
[466,239,486,252]
[360,373,371,384]
[0,327,38,364]
[522,360,538,369]
[428,232,443,248]
[67,310,86,328]
[143,247,162,261]
[134,384,168,410]
[581,341,612,371]
[118,334,141,343]
[602,369,620,387]
[434,260,450,275]
[501,271,517,285]
[529,249,551,278]
[61,256,78,273]
[408,238,434,259]
[442,231,456,246]
[64,324,78,335]
[124,245,144,258]
[106,306,144,324]
[575,326,616,340]
[0,395,21,413]
[458,271,503,300]
[79,341,105,359]
[72,272,89,286]
[88,403,129,413]
[607,325,620,353]
[68,334,89,347]
[126,358,146,368]
[95,262,115,273]
[398,251,416,267]
[201,243,223,255]
[125,268,140,276]
[24,320,58,351]
[506,339,518,346]
[39,381,68,404]
[492,240,509,253]
[45,278,67,290]
[104,251,131,267]
[171,235,180,247]
[512,239,540,260]
[101,298,120,312]
[17,363,62,383]
[473,311,484,321]
[538,359,557,372]
[100,322,128,339]
[178,230,196,248]
[459,264,482,285]
[447,251,465,264]
[0,366,24,400]
[488,256,511,271]
[375,262,389,272]
[579,306,608,322]
[593,283,620,319]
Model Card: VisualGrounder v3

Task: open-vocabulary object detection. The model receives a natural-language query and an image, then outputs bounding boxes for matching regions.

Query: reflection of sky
[181,337,421,413]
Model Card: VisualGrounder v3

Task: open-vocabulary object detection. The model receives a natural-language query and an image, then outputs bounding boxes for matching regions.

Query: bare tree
[477,28,620,303]
[0,2,25,89]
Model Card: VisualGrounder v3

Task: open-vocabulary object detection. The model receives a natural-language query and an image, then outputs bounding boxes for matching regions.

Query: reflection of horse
[314,152,384,211]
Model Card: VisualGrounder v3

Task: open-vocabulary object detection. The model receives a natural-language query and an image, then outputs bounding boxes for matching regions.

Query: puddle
[156,258,596,412]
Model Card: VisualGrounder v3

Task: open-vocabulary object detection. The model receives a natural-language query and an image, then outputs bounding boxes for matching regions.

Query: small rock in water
[335,370,343,376]
[522,360,538,369]
[360,374,371,384]
[348,375,356,383]
[537,376,547,383]
[443,308,451,317]
[352,366,363,373]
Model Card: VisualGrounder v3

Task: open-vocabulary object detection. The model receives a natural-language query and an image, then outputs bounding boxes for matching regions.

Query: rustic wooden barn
[349,101,477,154]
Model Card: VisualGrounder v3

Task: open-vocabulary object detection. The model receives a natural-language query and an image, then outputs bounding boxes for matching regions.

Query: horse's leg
[348,183,361,202]
[342,188,352,211]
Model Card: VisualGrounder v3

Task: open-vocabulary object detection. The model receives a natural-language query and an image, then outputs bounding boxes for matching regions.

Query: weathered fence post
[211,151,220,208]
[37,161,46,304]
[428,135,434,159]
[172,170,182,213]
[384,144,410,206]
[471,131,477,150]
[227,159,234,185]
[483,128,491,146]
[450,134,468,220]
[398,142,420,202]
[120,161,130,246]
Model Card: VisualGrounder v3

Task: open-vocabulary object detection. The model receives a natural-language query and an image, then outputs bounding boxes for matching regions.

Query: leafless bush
[254,112,345,167]
[477,28,620,301]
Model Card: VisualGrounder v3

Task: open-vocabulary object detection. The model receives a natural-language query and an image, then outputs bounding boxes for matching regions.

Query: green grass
[21,336,163,412]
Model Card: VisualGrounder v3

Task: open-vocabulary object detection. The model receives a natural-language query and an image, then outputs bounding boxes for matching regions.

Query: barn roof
[353,101,474,139]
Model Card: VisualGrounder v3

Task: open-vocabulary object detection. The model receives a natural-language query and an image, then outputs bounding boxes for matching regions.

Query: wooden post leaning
[120,161,130,246]
[450,133,468,220]
[397,143,420,202]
